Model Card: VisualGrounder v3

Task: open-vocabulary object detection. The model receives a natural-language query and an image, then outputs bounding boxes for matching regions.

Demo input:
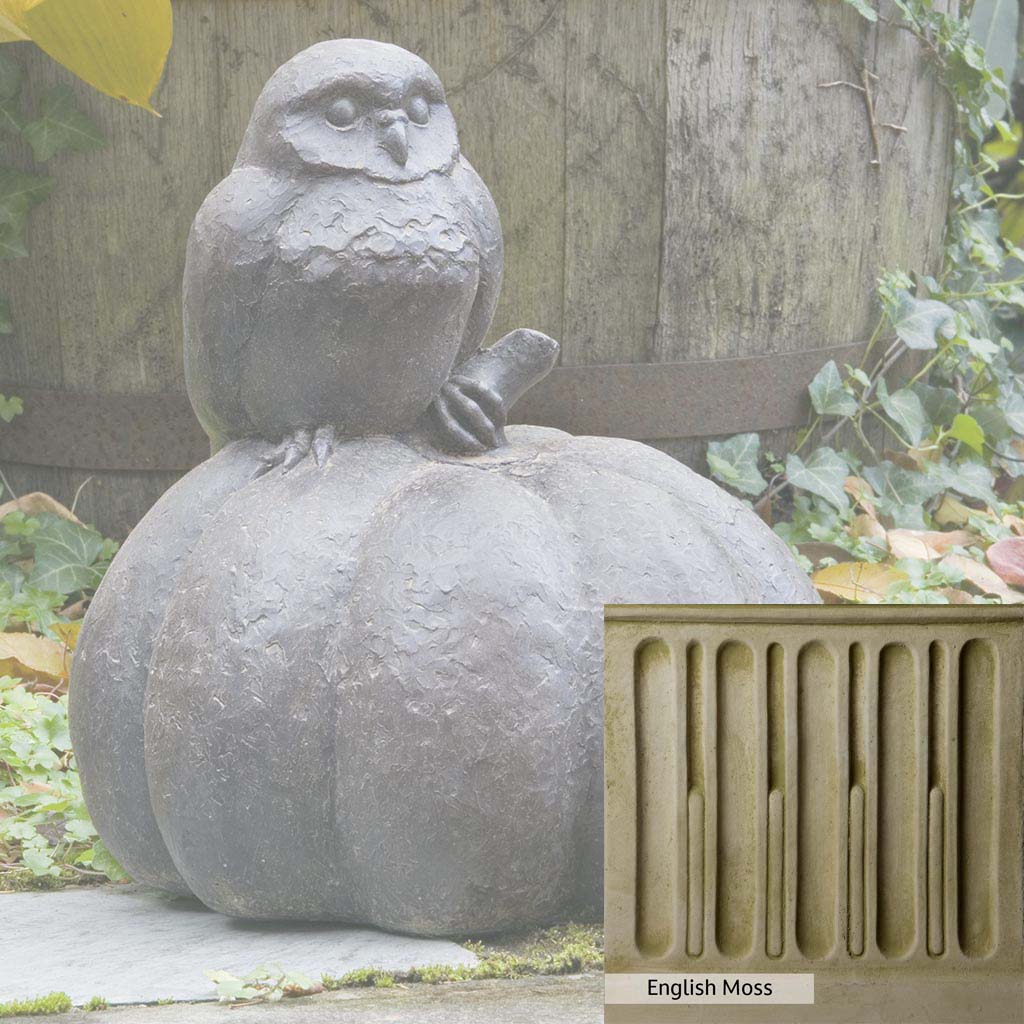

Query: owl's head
[236,39,459,182]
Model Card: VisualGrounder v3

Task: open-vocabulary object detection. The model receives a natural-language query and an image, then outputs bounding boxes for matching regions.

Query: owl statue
[183,38,543,465]
[70,38,817,938]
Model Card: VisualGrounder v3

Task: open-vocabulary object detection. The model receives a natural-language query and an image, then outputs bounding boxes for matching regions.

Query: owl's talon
[428,393,489,454]
[253,427,327,476]
[312,425,335,467]
[449,376,504,424]
[281,429,312,471]
[440,381,502,449]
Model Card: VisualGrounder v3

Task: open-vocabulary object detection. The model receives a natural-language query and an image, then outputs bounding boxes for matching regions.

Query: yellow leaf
[4,0,172,112]
[0,13,29,42]
[812,561,907,603]
[934,494,973,527]
[0,1,39,43]
[0,630,68,684]
[51,620,81,650]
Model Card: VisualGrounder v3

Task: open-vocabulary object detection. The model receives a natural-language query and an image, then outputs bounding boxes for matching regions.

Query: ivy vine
[708,0,1024,602]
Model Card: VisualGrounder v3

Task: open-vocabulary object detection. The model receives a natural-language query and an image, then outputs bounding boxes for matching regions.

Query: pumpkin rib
[327,454,592,934]
[70,439,274,895]
[143,438,433,920]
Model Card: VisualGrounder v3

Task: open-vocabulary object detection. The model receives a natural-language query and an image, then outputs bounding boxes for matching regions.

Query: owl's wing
[183,165,294,449]
[453,156,504,364]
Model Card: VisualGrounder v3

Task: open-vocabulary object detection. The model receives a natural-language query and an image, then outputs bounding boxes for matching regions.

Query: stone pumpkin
[69,39,816,937]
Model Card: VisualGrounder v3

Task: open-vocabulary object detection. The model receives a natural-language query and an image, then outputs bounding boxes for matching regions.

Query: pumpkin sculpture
[70,40,816,936]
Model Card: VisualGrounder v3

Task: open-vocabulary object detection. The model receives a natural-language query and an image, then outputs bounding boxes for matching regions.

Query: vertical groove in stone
[767,789,784,958]
[687,790,705,957]
[928,788,945,957]
[848,644,866,957]
[796,642,838,960]
[766,643,785,958]
[686,642,704,957]
[633,639,676,957]
[877,644,918,958]
[957,639,996,959]
[715,641,756,958]
[848,785,865,957]
[928,642,947,958]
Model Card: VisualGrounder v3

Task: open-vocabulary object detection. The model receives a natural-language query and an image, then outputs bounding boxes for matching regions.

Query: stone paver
[6,975,602,1024]
[0,886,477,1006]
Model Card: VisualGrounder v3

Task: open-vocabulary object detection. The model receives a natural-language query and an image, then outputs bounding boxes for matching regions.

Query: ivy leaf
[948,412,985,454]
[0,168,54,212]
[926,460,1000,511]
[890,292,956,350]
[0,168,52,259]
[706,432,767,496]
[876,379,929,445]
[0,223,28,259]
[842,0,878,21]
[910,381,960,428]
[1001,389,1024,434]
[22,85,105,162]
[86,840,128,882]
[972,402,1010,443]
[862,460,946,506]
[0,297,11,334]
[808,359,858,417]
[0,97,25,136]
[0,53,21,101]
[25,513,106,597]
[785,447,849,511]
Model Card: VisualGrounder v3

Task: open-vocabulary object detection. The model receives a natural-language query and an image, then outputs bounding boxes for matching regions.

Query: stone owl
[183,39,547,467]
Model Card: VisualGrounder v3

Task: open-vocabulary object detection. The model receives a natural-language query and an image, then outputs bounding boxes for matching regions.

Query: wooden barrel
[0,0,955,537]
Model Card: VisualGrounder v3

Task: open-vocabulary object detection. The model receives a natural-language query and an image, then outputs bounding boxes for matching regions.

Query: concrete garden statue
[69,39,816,936]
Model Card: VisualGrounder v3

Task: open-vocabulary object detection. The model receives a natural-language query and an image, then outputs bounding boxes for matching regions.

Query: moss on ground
[0,992,72,1017]
[322,922,603,991]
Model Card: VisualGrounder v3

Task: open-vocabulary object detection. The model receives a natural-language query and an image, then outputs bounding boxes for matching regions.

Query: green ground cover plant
[0,992,71,1018]
[709,0,1024,604]
[0,492,123,887]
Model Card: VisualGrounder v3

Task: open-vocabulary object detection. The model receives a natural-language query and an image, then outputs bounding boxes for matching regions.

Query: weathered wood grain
[0,0,955,536]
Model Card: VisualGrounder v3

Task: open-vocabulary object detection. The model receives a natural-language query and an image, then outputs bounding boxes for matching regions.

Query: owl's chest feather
[277,173,479,283]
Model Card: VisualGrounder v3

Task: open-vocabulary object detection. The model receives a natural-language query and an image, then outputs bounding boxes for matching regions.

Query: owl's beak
[380,121,409,166]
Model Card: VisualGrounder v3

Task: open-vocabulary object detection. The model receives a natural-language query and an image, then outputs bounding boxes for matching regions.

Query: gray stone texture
[0,887,476,1006]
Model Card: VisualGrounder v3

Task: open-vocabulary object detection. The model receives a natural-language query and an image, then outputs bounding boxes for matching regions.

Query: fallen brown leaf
[986,537,1024,586]
[850,513,887,543]
[940,554,1024,604]
[0,632,69,687]
[886,528,976,561]
[844,476,877,516]
[1002,514,1024,537]
[0,492,80,524]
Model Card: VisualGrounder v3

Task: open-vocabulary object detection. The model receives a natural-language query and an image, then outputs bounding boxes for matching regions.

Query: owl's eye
[326,97,358,129]
[407,95,429,126]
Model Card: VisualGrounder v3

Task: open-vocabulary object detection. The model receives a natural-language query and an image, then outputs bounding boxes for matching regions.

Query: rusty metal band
[0,389,210,472]
[0,343,863,472]
[510,342,866,440]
